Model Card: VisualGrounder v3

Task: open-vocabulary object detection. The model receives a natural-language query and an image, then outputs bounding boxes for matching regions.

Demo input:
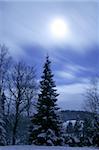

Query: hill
[60,110,92,122]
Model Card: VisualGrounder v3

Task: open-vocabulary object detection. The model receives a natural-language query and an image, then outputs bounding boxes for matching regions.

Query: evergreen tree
[0,113,6,145]
[83,118,93,139]
[0,89,6,145]
[74,117,82,138]
[81,118,93,146]
[29,56,64,146]
[92,115,99,146]
[66,121,74,135]
[1,91,6,116]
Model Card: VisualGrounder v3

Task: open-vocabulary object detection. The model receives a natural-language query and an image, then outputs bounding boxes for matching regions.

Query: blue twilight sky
[0,0,99,110]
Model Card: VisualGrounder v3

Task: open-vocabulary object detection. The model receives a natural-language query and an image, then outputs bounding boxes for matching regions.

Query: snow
[0,146,98,150]
[37,133,46,138]
[63,120,83,128]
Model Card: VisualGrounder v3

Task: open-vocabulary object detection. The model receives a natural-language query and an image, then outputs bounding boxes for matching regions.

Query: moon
[50,18,70,40]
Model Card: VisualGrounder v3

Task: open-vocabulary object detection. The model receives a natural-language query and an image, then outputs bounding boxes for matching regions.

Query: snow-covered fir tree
[81,118,93,146]
[66,121,74,136]
[0,89,6,145]
[92,115,99,146]
[74,118,82,139]
[29,56,64,146]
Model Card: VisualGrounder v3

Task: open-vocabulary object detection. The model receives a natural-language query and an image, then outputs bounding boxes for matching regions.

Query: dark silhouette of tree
[0,89,6,145]
[66,121,74,135]
[0,44,11,145]
[29,56,64,146]
[8,61,37,145]
[84,78,99,146]
[74,117,82,138]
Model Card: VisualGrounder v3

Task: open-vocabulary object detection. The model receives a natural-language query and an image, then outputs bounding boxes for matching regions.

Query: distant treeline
[61,110,93,122]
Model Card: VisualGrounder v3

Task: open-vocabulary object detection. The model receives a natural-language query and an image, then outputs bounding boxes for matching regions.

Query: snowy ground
[0,146,98,150]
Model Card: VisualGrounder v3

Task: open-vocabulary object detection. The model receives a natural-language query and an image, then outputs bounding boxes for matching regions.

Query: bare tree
[0,44,11,89]
[84,78,99,115]
[8,61,37,145]
[0,44,12,145]
[84,78,99,146]
[0,44,11,115]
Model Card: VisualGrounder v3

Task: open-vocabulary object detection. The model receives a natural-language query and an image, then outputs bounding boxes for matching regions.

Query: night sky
[0,1,99,110]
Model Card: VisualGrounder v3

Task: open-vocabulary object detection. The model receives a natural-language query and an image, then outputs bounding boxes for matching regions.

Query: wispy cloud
[0,1,98,110]
[0,1,98,49]
[57,82,87,95]
[66,64,88,72]
[57,82,89,110]
[56,71,75,80]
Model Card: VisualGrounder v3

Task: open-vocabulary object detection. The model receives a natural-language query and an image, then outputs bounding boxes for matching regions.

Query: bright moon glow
[50,18,70,40]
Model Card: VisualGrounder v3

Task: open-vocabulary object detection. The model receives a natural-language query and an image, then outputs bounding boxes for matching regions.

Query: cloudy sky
[0,0,99,110]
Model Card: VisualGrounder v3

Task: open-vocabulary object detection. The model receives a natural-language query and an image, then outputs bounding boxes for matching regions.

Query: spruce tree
[83,118,93,139]
[92,116,99,146]
[66,121,74,135]
[0,113,6,145]
[81,118,93,146]
[0,88,6,145]
[29,56,64,146]
[74,117,82,138]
